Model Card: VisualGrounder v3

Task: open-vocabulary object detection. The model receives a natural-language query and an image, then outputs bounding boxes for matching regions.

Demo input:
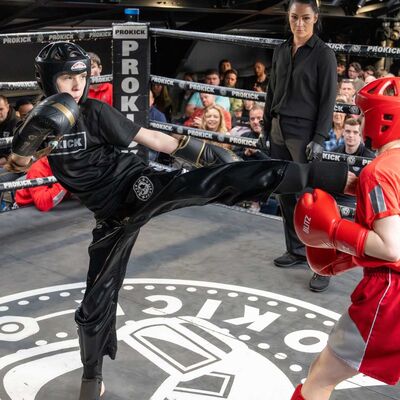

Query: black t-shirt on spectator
[47,99,143,219]
[333,143,376,209]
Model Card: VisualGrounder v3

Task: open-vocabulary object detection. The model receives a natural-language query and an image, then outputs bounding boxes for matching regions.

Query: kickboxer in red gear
[291,77,400,400]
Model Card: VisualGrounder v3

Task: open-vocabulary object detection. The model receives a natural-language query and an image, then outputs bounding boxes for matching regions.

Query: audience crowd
[0,56,381,225]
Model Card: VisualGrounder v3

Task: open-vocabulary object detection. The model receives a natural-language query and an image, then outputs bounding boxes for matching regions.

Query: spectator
[376,68,391,78]
[264,0,337,271]
[338,79,356,103]
[324,96,347,151]
[151,83,173,122]
[333,117,376,208]
[364,74,377,85]
[243,60,268,92]
[87,52,113,106]
[15,98,34,120]
[149,90,167,162]
[218,59,232,80]
[184,93,232,130]
[336,58,347,82]
[200,104,231,149]
[234,104,267,160]
[187,69,230,111]
[235,105,276,214]
[149,90,167,124]
[0,95,19,167]
[175,72,197,118]
[223,68,243,116]
[363,64,376,80]
[15,157,70,212]
[347,62,364,91]
[233,99,255,127]
[312,118,376,292]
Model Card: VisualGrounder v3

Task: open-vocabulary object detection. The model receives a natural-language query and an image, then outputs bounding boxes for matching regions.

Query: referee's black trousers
[269,115,315,258]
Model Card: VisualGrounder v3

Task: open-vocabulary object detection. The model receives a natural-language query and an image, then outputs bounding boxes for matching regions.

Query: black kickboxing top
[47,99,143,218]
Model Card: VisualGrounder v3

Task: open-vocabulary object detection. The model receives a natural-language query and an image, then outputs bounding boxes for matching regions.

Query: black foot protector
[79,377,103,400]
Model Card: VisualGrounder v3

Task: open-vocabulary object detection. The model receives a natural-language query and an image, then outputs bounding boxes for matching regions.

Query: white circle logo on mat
[0,279,385,400]
[133,176,154,201]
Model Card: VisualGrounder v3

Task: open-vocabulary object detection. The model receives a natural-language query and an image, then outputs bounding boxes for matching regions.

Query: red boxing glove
[294,189,369,257]
[306,246,357,276]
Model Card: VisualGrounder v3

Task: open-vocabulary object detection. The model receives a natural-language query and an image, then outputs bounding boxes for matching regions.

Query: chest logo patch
[133,176,154,201]
[48,132,87,155]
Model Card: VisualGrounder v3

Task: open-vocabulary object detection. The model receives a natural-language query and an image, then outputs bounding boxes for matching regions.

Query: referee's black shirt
[264,34,337,145]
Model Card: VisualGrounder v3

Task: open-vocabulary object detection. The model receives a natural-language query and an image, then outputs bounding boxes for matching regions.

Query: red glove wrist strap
[335,219,368,257]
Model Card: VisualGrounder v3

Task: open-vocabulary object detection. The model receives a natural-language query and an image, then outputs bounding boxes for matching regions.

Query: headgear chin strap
[35,41,91,104]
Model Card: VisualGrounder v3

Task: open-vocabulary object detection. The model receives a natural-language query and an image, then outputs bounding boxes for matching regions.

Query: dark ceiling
[0,0,398,37]
[0,0,399,87]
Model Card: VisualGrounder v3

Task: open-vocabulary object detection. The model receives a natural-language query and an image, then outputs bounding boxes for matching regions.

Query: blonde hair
[200,105,227,133]
[200,105,231,149]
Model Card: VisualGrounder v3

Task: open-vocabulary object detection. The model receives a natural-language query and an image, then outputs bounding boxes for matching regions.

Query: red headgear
[356,77,400,150]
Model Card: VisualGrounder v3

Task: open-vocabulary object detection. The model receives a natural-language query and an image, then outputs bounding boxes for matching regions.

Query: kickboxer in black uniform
[5,42,351,400]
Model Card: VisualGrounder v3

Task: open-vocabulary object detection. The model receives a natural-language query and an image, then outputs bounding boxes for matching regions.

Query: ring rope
[0,74,113,91]
[148,120,373,168]
[0,28,112,45]
[0,137,13,148]
[1,74,360,115]
[150,75,361,115]
[150,27,400,58]
[0,25,397,59]
[0,120,374,169]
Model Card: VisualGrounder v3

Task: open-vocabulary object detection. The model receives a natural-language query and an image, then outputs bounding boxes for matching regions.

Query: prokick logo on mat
[0,279,386,400]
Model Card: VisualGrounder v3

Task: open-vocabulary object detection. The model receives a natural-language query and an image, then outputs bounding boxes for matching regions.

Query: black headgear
[35,41,91,103]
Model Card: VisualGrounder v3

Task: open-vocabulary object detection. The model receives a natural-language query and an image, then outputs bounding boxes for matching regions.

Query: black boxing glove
[171,136,241,167]
[12,93,79,157]
[305,140,324,161]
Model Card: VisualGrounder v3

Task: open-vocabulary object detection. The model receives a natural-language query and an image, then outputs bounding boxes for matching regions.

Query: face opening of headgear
[35,41,91,103]
[356,77,400,150]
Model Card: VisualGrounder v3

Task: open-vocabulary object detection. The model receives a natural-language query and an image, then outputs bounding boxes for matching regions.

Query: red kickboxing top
[88,83,113,106]
[354,147,400,270]
[15,157,69,212]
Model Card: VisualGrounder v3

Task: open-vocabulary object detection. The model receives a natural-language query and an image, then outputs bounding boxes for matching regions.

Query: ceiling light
[357,0,366,8]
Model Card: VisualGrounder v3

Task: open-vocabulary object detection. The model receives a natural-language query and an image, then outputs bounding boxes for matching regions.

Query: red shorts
[328,267,400,385]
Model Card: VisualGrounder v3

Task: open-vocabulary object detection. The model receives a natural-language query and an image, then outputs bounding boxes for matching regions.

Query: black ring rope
[0,28,112,45]
[0,74,113,91]
[0,25,397,59]
[150,75,361,115]
[0,74,359,115]
[150,27,400,59]
[0,137,12,148]
[148,120,373,168]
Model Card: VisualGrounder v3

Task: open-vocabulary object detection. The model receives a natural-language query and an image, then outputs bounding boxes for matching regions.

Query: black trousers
[75,160,290,379]
[269,116,315,258]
